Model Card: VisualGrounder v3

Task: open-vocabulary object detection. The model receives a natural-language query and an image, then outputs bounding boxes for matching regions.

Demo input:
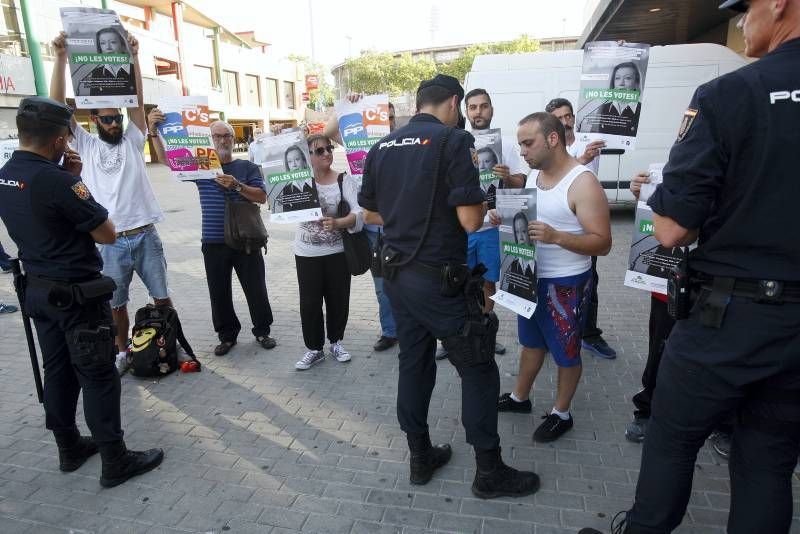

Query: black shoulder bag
[336,173,372,276]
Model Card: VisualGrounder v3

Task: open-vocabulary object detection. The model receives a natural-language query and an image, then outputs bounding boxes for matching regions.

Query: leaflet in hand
[472,129,503,210]
[60,7,138,109]
[575,41,650,150]
[156,96,220,181]
[334,95,391,186]
[491,189,538,318]
[253,131,322,223]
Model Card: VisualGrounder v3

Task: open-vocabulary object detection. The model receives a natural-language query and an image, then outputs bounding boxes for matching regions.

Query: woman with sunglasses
[294,134,362,370]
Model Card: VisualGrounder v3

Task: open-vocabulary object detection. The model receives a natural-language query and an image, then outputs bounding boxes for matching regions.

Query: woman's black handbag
[224,193,269,255]
[336,173,371,276]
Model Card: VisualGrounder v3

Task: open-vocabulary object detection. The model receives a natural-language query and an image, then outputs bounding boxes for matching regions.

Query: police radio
[667,248,692,320]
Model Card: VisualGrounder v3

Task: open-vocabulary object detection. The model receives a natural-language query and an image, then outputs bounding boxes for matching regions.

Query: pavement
[0,161,797,534]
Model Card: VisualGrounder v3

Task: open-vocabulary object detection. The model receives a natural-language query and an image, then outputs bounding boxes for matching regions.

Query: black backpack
[129,304,199,377]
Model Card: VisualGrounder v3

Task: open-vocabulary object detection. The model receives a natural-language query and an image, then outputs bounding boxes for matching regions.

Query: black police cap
[417,74,465,103]
[17,97,73,129]
[719,0,748,13]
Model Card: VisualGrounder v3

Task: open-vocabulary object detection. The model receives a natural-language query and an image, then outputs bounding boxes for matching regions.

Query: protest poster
[490,189,538,318]
[60,7,137,109]
[0,138,18,168]
[575,41,650,150]
[155,96,220,181]
[624,164,693,294]
[472,129,503,209]
[253,130,322,223]
[334,95,391,185]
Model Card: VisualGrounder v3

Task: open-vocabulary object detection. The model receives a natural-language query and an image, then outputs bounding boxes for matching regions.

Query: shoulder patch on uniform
[676,108,698,143]
[71,181,91,200]
[470,147,479,169]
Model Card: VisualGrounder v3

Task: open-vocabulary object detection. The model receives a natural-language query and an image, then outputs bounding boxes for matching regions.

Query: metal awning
[578,0,738,48]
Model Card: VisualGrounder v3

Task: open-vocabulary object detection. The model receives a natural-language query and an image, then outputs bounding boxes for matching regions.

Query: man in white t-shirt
[451,88,527,358]
[50,31,171,373]
[545,98,616,360]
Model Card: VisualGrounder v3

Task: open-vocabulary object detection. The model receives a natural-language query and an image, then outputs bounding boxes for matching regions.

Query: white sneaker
[295,350,325,370]
[115,353,129,375]
[331,341,351,363]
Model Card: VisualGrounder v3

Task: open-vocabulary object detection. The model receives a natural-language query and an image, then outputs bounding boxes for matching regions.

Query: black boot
[54,427,98,473]
[407,432,452,485]
[99,441,164,488]
[472,447,540,499]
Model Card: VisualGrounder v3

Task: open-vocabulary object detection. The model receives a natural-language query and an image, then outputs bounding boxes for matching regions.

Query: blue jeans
[99,226,170,309]
[0,239,11,270]
[365,229,396,338]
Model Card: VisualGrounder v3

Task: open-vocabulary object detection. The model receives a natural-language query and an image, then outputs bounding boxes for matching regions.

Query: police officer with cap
[0,97,163,488]
[358,74,539,498]
[579,0,800,532]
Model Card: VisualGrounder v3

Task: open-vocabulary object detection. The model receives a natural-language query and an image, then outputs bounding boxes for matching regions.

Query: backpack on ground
[129,304,200,377]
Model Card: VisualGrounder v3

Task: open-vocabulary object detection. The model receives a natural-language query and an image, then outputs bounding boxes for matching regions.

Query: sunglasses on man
[96,114,124,125]
[313,145,334,156]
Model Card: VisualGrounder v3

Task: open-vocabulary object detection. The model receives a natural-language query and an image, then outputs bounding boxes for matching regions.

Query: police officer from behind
[579,1,800,533]
[0,97,163,488]
[358,74,539,499]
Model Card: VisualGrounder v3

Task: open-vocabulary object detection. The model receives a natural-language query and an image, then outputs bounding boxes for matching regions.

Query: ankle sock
[551,407,570,420]
[510,392,527,403]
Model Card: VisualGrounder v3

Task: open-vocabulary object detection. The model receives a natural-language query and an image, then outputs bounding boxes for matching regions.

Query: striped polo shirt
[195,159,265,243]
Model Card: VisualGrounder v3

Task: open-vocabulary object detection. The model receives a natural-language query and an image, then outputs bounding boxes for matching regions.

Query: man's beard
[98,126,123,145]
[216,147,232,161]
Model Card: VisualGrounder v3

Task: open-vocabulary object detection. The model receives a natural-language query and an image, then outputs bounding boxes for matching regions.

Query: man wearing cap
[50,31,171,373]
[358,74,540,499]
[0,97,163,488]
[580,1,800,532]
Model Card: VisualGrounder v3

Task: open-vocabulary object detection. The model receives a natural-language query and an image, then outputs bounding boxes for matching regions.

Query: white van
[464,43,746,203]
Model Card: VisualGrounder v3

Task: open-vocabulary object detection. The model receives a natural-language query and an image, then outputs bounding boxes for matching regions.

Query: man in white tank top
[494,112,611,443]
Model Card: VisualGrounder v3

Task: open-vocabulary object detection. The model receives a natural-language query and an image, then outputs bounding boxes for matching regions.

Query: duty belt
[116,224,153,238]
[699,276,800,304]
[404,261,443,281]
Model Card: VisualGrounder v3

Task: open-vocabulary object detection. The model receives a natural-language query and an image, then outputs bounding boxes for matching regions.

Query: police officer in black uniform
[358,75,539,499]
[580,1,800,532]
[0,97,163,488]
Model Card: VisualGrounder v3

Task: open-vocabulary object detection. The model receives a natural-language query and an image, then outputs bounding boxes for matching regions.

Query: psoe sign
[0,54,35,96]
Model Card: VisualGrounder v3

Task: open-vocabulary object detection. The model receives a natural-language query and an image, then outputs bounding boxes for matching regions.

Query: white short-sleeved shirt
[71,121,164,232]
[294,173,364,257]
[502,135,530,176]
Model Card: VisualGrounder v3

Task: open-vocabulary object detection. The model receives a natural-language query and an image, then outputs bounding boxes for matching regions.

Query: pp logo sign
[339,113,366,140]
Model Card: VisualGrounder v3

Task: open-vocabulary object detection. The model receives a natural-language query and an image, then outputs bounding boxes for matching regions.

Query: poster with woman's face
[472,129,503,209]
[574,41,650,150]
[60,7,137,109]
[252,131,321,223]
[491,188,538,318]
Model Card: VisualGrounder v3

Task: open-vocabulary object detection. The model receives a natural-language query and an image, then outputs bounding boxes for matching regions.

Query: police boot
[472,447,540,499]
[54,427,98,472]
[99,440,164,488]
[407,432,452,485]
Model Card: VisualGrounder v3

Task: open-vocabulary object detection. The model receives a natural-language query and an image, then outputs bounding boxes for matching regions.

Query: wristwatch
[233,181,243,193]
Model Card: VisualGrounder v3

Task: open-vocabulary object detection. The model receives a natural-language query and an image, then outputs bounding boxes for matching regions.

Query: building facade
[0,0,305,143]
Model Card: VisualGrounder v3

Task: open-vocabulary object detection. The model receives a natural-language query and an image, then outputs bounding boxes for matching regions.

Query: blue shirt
[195,159,265,243]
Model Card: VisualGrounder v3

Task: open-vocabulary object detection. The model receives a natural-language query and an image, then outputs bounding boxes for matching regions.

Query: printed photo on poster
[472,128,503,209]
[252,131,321,223]
[575,41,650,150]
[0,138,18,168]
[491,189,538,318]
[624,163,694,293]
[60,7,137,109]
[156,96,220,181]
[334,94,390,185]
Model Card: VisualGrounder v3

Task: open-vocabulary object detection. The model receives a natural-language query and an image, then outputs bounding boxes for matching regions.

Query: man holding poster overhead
[50,31,171,374]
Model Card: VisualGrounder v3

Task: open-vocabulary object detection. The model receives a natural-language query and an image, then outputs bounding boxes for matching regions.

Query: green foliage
[287,54,335,109]
[341,35,541,96]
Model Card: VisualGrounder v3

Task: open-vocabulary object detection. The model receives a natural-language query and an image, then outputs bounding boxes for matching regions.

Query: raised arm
[50,32,78,131]
[127,33,146,133]
[146,107,167,164]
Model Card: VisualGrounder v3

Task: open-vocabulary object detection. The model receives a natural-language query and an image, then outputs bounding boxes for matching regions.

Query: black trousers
[384,267,501,450]
[632,296,675,418]
[628,297,800,533]
[25,282,123,444]
[582,256,603,339]
[295,253,351,351]
[201,243,274,343]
